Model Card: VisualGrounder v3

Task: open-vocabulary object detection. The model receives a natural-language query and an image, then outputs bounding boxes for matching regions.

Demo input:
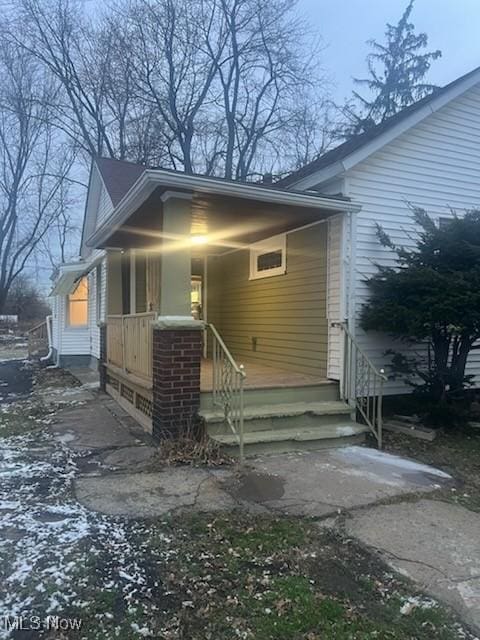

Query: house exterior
[48,65,480,455]
[278,65,480,395]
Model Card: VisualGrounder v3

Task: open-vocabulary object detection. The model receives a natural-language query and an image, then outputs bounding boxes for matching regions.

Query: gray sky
[301,0,480,103]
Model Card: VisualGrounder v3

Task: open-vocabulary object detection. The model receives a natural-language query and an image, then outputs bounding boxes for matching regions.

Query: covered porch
[87,168,359,439]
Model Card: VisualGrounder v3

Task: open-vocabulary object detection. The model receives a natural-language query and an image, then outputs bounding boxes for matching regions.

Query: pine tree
[361,209,480,410]
[342,0,441,137]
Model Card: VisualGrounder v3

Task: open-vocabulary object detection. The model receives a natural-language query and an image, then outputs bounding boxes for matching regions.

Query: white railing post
[239,365,245,465]
[337,321,386,449]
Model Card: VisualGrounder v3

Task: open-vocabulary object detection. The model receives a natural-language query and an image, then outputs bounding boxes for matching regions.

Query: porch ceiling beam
[87,169,361,249]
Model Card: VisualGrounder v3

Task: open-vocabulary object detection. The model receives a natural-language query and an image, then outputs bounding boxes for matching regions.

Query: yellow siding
[207,224,328,376]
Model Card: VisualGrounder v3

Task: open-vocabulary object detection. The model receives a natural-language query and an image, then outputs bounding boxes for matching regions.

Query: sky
[301,0,480,104]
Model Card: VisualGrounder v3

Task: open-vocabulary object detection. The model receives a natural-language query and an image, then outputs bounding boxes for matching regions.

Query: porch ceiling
[87,168,360,251]
[94,187,353,254]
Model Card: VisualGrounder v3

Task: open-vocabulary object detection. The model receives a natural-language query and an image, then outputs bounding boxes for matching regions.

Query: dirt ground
[383,427,480,513]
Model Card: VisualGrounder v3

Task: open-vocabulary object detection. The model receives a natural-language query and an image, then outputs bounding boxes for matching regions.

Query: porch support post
[152,317,203,440]
[159,191,192,317]
[151,191,203,441]
[106,250,123,315]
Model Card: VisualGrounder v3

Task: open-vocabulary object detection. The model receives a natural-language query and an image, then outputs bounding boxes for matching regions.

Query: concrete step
[210,423,368,457]
[201,400,353,435]
[200,381,339,410]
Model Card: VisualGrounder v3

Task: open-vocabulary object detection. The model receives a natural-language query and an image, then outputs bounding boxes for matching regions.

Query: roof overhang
[87,169,361,249]
[50,253,103,296]
[50,265,86,296]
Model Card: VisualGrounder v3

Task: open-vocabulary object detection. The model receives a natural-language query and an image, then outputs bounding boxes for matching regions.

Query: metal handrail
[333,321,387,448]
[207,323,246,463]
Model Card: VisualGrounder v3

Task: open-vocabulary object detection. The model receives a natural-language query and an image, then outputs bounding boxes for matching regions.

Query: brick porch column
[152,317,203,440]
[98,322,107,392]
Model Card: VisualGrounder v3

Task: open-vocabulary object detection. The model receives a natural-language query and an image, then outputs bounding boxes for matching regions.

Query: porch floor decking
[200,358,330,392]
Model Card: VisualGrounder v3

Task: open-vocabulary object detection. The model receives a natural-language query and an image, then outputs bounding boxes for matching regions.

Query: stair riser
[205,411,353,436]
[200,383,339,411]
[219,433,366,458]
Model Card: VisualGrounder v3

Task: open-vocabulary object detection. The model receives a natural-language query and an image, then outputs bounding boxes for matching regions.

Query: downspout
[40,315,54,362]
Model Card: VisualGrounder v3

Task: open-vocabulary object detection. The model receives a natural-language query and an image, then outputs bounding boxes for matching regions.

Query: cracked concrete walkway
[346,499,480,632]
[51,388,480,633]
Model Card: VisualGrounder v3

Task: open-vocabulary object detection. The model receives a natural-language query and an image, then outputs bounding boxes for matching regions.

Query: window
[249,234,286,280]
[67,277,88,326]
[438,217,453,229]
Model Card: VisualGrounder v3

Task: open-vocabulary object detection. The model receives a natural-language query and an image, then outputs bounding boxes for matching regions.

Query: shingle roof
[94,156,352,203]
[277,65,480,188]
[96,157,145,206]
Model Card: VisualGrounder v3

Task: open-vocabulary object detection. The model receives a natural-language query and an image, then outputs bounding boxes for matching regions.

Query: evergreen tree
[342,0,441,137]
[361,209,480,407]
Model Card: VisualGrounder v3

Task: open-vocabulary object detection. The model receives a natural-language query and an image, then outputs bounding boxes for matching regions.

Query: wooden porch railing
[107,312,157,382]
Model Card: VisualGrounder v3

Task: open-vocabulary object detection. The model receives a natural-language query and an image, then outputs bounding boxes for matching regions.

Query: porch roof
[86,165,361,250]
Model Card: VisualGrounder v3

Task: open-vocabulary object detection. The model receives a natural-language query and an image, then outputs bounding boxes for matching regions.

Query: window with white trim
[67,277,88,326]
[249,234,286,280]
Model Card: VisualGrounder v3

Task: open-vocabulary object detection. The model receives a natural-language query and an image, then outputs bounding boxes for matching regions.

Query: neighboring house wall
[206,223,329,377]
[340,84,480,393]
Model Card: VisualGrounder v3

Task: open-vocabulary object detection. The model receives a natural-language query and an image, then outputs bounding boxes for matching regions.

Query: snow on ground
[0,390,173,639]
[333,445,452,479]
[0,337,29,361]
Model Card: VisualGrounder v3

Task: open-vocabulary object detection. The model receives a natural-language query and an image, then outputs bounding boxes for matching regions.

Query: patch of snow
[334,446,451,479]
[400,595,437,615]
[0,417,174,639]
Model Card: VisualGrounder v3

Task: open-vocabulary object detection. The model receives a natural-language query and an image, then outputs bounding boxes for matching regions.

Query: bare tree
[211,0,325,180]
[122,0,227,173]
[6,0,328,179]
[39,180,80,269]
[0,42,72,311]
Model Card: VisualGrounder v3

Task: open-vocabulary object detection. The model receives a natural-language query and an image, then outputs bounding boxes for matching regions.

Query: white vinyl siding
[96,185,114,227]
[56,295,90,356]
[326,215,344,379]
[50,252,107,363]
[344,83,480,393]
